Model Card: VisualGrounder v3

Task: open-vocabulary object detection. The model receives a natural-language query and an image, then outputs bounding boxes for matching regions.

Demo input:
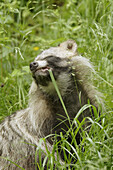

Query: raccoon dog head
[30,40,78,95]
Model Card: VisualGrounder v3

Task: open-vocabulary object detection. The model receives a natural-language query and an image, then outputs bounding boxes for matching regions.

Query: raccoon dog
[0,40,102,169]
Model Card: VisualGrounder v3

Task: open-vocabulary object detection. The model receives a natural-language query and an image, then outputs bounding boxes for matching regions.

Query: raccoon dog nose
[30,62,38,71]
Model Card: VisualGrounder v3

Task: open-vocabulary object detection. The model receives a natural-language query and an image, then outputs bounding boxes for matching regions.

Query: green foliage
[0,0,113,169]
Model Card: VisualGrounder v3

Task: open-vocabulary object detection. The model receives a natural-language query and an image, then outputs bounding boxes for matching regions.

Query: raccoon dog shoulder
[0,40,102,169]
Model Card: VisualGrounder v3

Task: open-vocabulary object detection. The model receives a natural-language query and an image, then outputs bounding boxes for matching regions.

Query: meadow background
[0,0,113,169]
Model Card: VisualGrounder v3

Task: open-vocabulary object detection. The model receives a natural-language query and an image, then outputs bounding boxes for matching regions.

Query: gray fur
[0,40,102,169]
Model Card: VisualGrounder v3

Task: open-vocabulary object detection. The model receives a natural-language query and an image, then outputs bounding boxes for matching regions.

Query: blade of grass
[0,157,25,170]
[49,69,71,126]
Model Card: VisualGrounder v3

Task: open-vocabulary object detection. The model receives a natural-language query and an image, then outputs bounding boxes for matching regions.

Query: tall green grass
[0,0,113,169]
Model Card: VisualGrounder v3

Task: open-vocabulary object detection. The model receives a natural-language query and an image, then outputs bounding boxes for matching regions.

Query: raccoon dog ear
[59,40,77,54]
